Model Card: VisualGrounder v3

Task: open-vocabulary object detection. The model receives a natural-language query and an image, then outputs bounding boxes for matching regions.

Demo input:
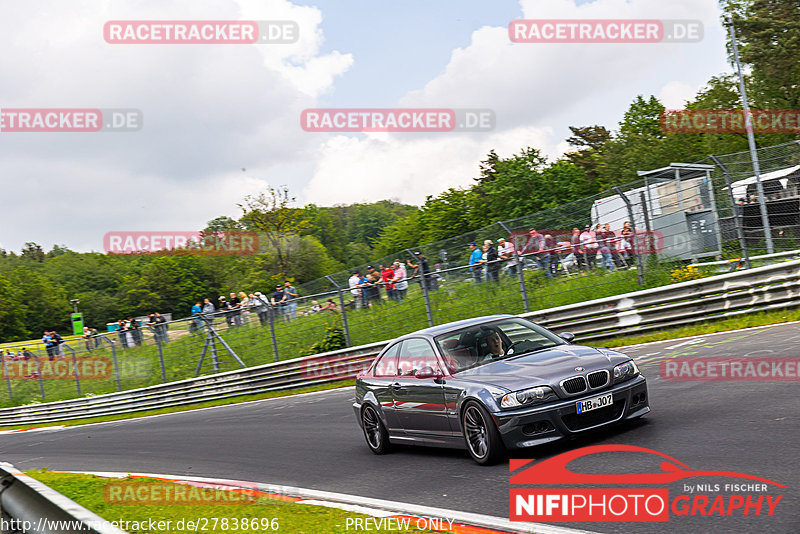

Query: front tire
[361,405,391,454]
[462,402,505,465]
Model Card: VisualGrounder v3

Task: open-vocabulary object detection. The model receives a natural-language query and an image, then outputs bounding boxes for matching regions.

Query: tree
[21,242,45,262]
[239,186,310,276]
[721,0,800,108]
[564,125,612,194]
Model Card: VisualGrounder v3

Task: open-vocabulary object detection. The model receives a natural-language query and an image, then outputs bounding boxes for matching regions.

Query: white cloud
[305,0,728,206]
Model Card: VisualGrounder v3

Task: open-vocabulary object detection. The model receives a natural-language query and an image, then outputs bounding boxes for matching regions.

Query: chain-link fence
[2,140,799,408]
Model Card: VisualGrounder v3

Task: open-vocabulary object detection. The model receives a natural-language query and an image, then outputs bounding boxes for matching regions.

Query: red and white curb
[57,471,597,534]
[0,425,65,434]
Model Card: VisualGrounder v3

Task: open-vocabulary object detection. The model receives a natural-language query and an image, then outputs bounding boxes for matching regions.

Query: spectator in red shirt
[380,264,396,300]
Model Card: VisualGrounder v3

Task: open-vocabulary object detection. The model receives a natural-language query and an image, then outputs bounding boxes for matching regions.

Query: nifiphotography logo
[509,444,784,522]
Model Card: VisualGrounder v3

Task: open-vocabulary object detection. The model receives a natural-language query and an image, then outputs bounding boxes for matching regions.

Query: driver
[481,328,505,360]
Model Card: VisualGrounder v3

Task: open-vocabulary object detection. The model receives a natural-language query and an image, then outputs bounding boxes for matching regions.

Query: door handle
[391,382,404,390]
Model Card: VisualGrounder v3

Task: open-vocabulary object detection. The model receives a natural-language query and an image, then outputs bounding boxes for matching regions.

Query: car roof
[399,315,517,339]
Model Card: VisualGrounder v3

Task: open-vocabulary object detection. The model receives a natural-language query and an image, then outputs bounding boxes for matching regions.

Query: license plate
[576,393,613,414]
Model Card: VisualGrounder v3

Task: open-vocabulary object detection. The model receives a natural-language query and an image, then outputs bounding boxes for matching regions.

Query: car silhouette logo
[510,444,785,487]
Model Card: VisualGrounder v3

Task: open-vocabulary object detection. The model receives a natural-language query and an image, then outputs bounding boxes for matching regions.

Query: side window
[372,342,401,377]
[397,338,441,377]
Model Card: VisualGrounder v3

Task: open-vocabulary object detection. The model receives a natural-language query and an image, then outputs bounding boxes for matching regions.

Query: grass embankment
[26,471,442,534]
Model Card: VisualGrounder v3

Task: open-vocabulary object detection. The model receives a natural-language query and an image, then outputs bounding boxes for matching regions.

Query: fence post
[326,275,352,347]
[147,325,167,383]
[499,221,530,312]
[710,154,751,269]
[59,342,82,397]
[266,305,280,362]
[406,249,434,327]
[614,187,645,286]
[99,335,122,392]
[639,192,655,257]
[1,357,12,401]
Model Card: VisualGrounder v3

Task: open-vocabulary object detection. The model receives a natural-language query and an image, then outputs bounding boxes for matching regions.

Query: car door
[392,337,454,443]
[368,342,403,434]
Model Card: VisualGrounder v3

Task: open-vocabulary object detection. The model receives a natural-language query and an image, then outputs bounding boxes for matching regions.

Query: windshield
[434,318,566,373]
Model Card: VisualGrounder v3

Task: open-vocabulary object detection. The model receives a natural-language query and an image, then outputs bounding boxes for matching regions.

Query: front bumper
[492,374,649,450]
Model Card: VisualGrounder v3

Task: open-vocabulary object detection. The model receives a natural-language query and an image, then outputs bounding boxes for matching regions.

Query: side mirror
[415,366,443,379]
[558,332,575,343]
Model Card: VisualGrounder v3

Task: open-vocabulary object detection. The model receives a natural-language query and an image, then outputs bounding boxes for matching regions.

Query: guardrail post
[499,221,530,312]
[99,335,122,391]
[147,325,167,382]
[614,187,645,286]
[326,275,352,347]
[711,154,751,269]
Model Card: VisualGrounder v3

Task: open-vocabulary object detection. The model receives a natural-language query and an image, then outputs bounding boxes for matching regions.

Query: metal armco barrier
[0,463,125,534]
[1,259,799,427]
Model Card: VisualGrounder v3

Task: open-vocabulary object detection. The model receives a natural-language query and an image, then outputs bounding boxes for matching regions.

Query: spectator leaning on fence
[392,260,409,300]
[349,270,363,309]
[484,240,500,282]
[252,291,270,325]
[497,237,517,276]
[283,281,298,321]
[468,242,483,283]
[380,263,396,300]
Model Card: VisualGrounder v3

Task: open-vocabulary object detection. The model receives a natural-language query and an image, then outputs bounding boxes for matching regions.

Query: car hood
[453,344,629,392]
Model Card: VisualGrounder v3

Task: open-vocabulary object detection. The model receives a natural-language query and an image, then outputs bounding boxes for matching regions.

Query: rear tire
[361,405,391,454]
[462,402,505,465]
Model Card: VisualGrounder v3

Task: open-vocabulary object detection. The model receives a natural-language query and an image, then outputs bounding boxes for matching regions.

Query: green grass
[25,471,443,534]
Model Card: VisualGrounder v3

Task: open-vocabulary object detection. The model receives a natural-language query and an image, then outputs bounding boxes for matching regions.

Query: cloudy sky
[0,0,730,252]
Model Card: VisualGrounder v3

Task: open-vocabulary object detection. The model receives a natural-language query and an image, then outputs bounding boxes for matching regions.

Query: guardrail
[0,462,125,534]
[1,258,799,427]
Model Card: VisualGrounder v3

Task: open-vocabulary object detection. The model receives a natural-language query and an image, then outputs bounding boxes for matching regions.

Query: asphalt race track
[1,323,798,534]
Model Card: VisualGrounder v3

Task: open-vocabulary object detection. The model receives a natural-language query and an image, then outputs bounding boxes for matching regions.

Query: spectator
[283,281,299,321]
[408,251,437,291]
[116,320,129,348]
[229,292,242,327]
[543,234,558,277]
[349,270,363,309]
[320,299,339,313]
[202,298,216,322]
[190,301,203,333]
[570,227,585,271]
[218,296,233,327]
[484,240,500,282]
[252,292,270,325]
[82,326,99,351]
[529,229,553,279]
[238,292,251,324]
[154,312,169,343]
[380,264,396,301]
[497,237,518,276]
[306,300,322,315]
[43,330,56,360]
[620,221,634,265]
[271,284,288,321]
[392,261,409,300]
[127,318,142,346]
[580,225,597,270]
[367,266,383,301]
[468,242,483,283]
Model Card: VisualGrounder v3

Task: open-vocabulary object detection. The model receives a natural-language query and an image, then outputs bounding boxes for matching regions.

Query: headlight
[613,360,639,381]
[500,386,555,408]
